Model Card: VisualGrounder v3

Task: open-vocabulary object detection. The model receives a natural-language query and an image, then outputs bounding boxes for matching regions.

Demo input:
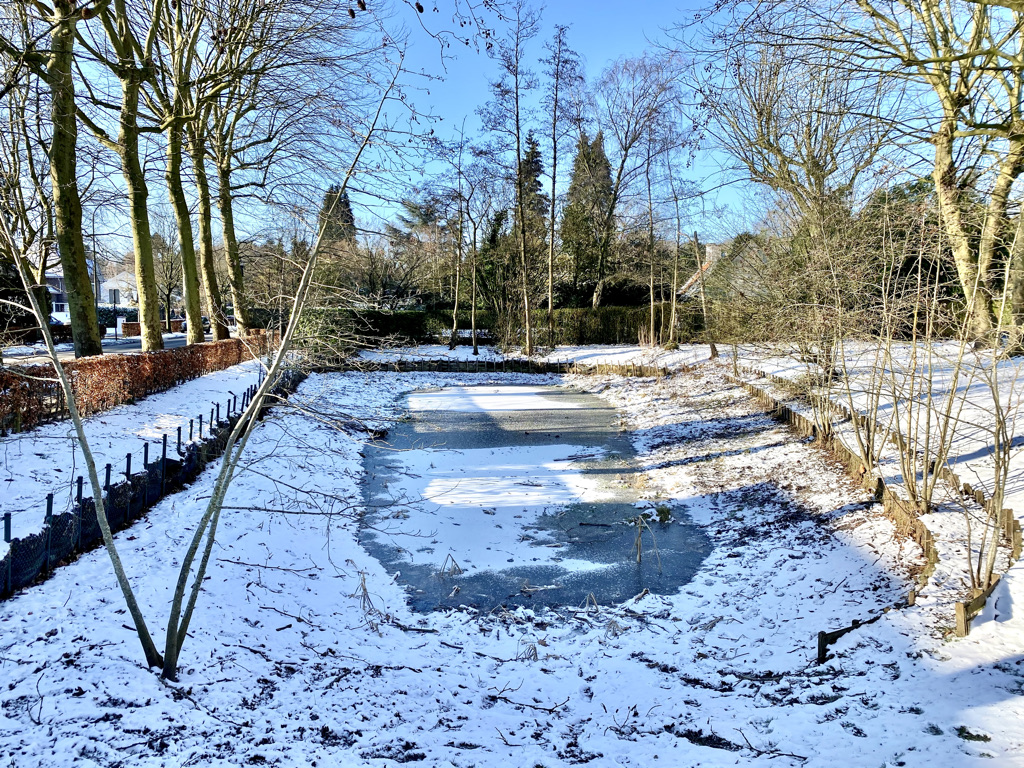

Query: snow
[734,342,1024,637]
[408,384,583,412]
[370,441,612,575]
[517,343,712,369]
[359,344,504,362]
[0,359,262,555]
[356,342,714,369]
[1,342,76,357]
[2,361,1023,765]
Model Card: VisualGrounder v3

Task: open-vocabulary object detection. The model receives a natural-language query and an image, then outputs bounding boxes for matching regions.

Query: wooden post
[816,631,828,665]
[955,601,968,637]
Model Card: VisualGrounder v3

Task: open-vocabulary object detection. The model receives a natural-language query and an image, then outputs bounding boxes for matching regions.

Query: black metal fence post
[125,453,132,479]
[75,475,84,550]
[189,419,194,441]
[3,512,10,542]
[198,414,203,439]
[177,426,182,454]
[44,493,53,573]
[104,464,112,490]
[161,434,167,495]
[216,402,220,424]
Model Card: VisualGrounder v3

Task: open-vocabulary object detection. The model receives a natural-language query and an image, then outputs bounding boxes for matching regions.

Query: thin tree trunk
[669,219,680,344]
[693,231,718,358]
[646,155,655,346]
[933,122,993,341]
[217,162,252,335]
[514,80,532,356]
[47,16,103,357]
[166,119,204,344]
[1010,209,1024,328]
[471,221,479,355]
[450,206,462,351]
[190,134,229,340]
[548,64,559,348]
[162,72,398,677]
[6,234,162,667]
[978,140,1024,316]
[118,75,163,351]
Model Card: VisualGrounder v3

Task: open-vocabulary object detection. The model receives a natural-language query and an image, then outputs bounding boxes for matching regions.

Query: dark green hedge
[530,305,701,346]
[298,304,702,351]
[97,306,138,326]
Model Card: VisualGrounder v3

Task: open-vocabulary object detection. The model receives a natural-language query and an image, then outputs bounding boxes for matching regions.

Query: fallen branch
[488,694,570,714]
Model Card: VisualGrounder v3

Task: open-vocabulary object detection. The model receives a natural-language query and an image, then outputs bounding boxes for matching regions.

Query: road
[3,333,214,366]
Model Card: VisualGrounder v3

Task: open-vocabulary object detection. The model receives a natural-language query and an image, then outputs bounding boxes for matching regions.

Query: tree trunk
[548,81,559,348]
[646,158,655,346]
[190,134,229,340]
[47,16,103,358]
[669,228,680,344]
[450,219,461,351]
[471,244,479,355]
[592,276,604,309]
[693,232,718,359]
[217,163,252,335]
[514,82,532,356]
[119,76,163,351]
[933,123,993,341]
[166,120,204,344]
[978,140,1024,317]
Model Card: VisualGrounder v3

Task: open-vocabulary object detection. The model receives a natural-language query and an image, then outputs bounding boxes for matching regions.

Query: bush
[294,303,704,358]
[97,306,138,327]
[0,337,274,433]
[528,304,703,347]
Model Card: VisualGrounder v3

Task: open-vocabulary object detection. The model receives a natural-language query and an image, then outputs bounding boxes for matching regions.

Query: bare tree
[75,0,168,351]
[152,217,182,331]
[540,24,583,345]
[589,54,677,307]
[478,0,541,355]
[0,1,106,356]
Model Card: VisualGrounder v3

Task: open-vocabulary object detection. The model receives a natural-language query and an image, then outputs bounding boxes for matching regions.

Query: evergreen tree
[560,131,613,303]
[517,132,549,248]
[319,184,357,243]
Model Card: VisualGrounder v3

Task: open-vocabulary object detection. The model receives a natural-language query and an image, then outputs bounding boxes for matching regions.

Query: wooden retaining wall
[734,368,1021,638]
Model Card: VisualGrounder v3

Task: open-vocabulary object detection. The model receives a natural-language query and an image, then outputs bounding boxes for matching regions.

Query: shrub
[97,306,138,327]
[0,337,273,433]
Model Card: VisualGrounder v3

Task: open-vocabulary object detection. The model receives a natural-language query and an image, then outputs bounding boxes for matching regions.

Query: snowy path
[0,366,1022,765]
[0,359,262,551]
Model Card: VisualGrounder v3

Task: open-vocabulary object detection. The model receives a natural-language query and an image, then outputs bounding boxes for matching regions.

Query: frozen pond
[360,384,712,612]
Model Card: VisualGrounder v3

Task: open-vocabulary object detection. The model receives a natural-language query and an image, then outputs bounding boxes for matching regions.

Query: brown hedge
[0,334,271,433]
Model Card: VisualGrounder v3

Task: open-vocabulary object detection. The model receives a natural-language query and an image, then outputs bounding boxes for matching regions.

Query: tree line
[0,0,493,357]
[313,0,1024,355]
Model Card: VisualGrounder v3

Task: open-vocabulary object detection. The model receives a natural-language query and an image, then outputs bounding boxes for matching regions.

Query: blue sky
[382,0,753,240]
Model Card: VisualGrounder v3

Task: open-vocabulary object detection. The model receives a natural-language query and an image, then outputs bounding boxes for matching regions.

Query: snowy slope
[0,365,1021,766]
[0,360,262,553]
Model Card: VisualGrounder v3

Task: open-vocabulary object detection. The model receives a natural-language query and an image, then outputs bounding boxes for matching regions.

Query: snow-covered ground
[359,344,504,362]
[732,342,1024,635]
[515,343,712,369]
[0,359,262,554]
[3,363,1023,765]
[358,343,714,369]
